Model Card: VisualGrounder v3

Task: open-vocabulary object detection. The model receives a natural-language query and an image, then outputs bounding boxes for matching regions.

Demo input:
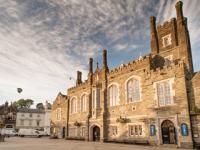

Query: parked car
[0,128,18,137]
[18,129,42,138]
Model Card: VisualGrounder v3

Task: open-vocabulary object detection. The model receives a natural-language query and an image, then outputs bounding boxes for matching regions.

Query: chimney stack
[150,16,159,54]
[175,1,184,22]
[76,71,82,85]
[89,58,93,74]
[103,49,108,70]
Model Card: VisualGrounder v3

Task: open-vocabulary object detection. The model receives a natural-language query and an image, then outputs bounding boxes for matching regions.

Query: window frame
[162,34,172,47]
[125,75,142,103]
[108,83,119,107]
[154,78,175,107]
[70,97,77,114]
[128,123,144,137]
[80,93,88,112]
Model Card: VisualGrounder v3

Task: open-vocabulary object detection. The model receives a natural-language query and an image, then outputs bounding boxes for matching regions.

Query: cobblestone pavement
[0,137,189,150]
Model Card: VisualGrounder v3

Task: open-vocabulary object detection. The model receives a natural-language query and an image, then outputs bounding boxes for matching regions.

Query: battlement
[68,80,89,93]
[147,60,184,76]
[108,54,151,77]
[157,18,176,31]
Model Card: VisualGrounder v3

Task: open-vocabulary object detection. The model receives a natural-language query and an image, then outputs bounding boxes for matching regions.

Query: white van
[18,129,42,137]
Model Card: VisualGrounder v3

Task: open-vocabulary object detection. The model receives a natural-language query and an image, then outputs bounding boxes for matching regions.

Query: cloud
[0,0,199,105]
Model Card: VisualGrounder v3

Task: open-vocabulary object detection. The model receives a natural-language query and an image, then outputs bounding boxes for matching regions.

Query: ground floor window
[128,125,142,136]
[81,127,86,137]
[69,127,77,137]
[110,126,118,136]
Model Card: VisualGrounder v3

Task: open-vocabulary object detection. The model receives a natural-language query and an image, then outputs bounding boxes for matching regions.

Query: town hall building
[51,1,200,148]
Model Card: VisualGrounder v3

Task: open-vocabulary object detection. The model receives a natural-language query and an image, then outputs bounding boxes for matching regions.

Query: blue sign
[181,123,188,136]
[150,125,156,136]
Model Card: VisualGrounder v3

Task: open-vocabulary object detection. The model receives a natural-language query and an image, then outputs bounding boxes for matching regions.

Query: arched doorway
[161,120,176,144]
[92,126,100,141]
[62,127,65,138]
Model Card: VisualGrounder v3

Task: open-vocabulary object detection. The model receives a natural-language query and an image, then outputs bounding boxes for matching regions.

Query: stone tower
[150,1,193,72]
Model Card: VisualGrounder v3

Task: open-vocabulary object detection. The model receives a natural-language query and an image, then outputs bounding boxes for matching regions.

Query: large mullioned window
[108,84,119,106]
[80,94,87,112]
[127,78,140,102]
[70,98,77,114]
[157,80,172,106]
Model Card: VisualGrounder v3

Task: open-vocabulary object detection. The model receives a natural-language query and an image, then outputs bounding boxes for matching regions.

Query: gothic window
[80,94,87,112]
[157,80,172,106]
[92,88,100,109]
[128,125,143,136]
[108,84,119,106]
[127,78,140,102]
[162,34,172,47]
[70,98,77,114]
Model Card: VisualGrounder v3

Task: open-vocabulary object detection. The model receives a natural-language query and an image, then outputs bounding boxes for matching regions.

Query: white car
[1,128,18,137]
[18,129,42,137]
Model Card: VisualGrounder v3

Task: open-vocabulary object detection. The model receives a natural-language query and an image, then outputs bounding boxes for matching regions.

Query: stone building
[50,92,68,138]
[51,1,200,148]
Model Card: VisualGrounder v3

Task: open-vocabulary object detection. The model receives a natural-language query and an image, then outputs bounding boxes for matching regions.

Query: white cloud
[0,0,200,105]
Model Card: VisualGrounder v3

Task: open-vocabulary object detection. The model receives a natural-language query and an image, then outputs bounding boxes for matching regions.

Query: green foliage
[13,99,34,109]
[36,103,44,110]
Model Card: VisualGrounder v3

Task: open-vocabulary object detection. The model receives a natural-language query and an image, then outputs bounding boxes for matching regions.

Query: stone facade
[51,1,200,148]
[51,92,68,138]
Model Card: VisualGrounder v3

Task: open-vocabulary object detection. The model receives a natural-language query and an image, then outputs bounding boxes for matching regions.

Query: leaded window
[70,98,77,114]
[157,80,172,106]
[81,94,87,112]
[127,78,140,102]
[108,85,119,106]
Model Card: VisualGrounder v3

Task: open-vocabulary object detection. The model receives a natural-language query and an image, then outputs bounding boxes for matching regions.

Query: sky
[0,0,200,106]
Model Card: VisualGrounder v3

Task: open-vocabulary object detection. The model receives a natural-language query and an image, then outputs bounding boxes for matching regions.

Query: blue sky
[0,0,200,105]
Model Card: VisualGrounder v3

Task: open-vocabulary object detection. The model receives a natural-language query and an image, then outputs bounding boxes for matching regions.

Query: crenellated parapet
[67,80,89,93]
[108,55,151,77]
[157,18,177,32]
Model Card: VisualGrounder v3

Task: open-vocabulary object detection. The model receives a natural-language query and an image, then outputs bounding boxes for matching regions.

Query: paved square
[0,137,188,150]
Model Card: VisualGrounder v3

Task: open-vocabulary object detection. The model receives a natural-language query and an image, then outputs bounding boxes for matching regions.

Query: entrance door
[161,120,176,144]
[93,126,100,141]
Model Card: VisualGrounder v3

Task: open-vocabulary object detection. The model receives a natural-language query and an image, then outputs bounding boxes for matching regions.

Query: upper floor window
[29,113,32,117]
[80,94,87,112]
[156,80,172,106]
[108,84,119,106]
[21,113,25,117]
[70,98,77,114]
[162,34,172,47]
[56,108,61,120]
[92,88,100,109]
[127,78,140,102]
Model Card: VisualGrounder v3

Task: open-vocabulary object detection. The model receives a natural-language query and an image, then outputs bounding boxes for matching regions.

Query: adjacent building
[16,101,51,135]
[51,1,200,148]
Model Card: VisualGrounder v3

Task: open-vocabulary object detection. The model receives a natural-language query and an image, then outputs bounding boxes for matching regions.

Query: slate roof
[17,108,45,114]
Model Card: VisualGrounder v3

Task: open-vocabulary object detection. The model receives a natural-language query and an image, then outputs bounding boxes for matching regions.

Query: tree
[13,99,34,109]
[36,103,44,110]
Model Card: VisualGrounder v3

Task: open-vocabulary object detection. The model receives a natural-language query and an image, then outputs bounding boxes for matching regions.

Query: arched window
[70,98,77,114]
[127,78,140,102]
[108,84,119,106]
[80,94,87,112]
